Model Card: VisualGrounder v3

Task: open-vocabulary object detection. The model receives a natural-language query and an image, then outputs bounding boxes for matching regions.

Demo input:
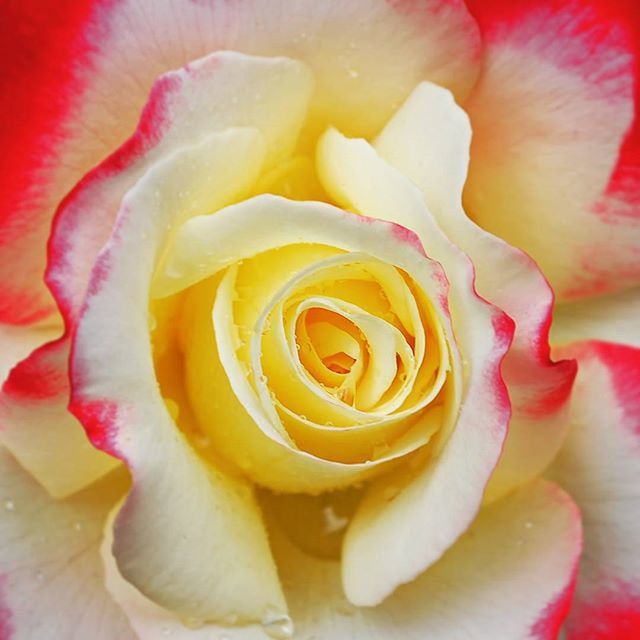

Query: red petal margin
[464,0,640,299]
[0,0,96,324]
[465,0,640,218]
[1,62,179,466]
[550,342,640,640]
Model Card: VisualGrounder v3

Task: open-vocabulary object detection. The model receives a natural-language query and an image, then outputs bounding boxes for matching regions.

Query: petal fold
[267,479,581,640]
[464,0,640,299]
[1,0,481,324]
[547,341,640,639]
[315,123,512,605]
[371,80,577,503]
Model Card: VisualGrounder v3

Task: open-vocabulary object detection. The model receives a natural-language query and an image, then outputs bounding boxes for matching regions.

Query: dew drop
[348,68,359,79]
[261,606,294,639]
[524,521,533,529]
[322,505,349,535]
[4,499,15,511]
[182,617,205,630]
[73,521,83,531]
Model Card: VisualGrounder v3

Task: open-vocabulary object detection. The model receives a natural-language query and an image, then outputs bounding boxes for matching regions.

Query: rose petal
[101,506,277,640]
[0,337,120,499]
[551,287,640,349]
[266,479,581,640]
[8,51,310,499]
[49,51,313,322]
[101,479,581,639]
[547,341,640,638]
[463,0,640,300]
[0,322,60,387]
[371,80,577,503]
[162,195,458,493]
[315,126,513,605]
[0,0,480,324]
[72,131,288,624]
[0,446,135,639]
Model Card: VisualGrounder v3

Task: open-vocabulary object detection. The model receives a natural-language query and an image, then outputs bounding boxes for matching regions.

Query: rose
[0,2,638,639]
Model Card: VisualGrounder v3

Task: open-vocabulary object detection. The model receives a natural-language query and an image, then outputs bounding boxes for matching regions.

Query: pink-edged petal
[463,0,640,300]
[72,126,289,624]
[3,50,309,501]
[372,81,577,502]
[101,510,273,640]
[551,287,640,349]
[48,51,312,323]
[315,126,513,605]
[0,322,60,387]
[1,336,119,499]
[158,194,456,493]
[0,445,135,639]
[0,0,480,325]
[547,341,640,639]
[260,479,580,639]
[0,273,112,503]
[101,479,581,639]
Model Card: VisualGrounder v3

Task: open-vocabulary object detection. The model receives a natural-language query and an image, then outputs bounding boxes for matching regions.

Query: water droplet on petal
[261,606,294,639]
[4,499,15,511]
[182,617,205,630]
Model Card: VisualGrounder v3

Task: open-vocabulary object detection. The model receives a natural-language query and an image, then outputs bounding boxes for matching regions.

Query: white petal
[0,446,135,639]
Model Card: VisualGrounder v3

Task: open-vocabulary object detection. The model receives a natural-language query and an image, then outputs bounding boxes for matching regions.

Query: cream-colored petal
[0,446,136,639]
[316,125,512,605]
[371,81,576,504]
[72,132,287,624]
[1,339,120,499]
[547,341,640,637]
[164,195,455,493]
[267,480,581,639]
[551,287,640,349]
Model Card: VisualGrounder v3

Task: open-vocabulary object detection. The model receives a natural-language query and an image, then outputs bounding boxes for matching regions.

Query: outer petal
[315,126,513,605]
[372,81,577,502]
[71,129,292,625]
[101,510,272,640]
[0,0,480,324]
[0,297,116,501]
[0,322,60,387]
[551,287,640,349]
[547,342,640,639]
[100,480,581,640]
[0,446,135,640]
[1,50,312,501]
[0,341,120,499]
[463,0,640,300]
[279,480,580,639]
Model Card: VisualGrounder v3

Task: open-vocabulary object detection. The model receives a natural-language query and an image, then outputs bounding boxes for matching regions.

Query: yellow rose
[1,1,638,639]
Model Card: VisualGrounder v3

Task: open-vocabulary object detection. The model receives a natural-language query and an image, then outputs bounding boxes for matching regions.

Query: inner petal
[302,310,363,379]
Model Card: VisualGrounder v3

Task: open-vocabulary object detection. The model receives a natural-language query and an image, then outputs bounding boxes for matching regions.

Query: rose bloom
[1,0,639,638]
